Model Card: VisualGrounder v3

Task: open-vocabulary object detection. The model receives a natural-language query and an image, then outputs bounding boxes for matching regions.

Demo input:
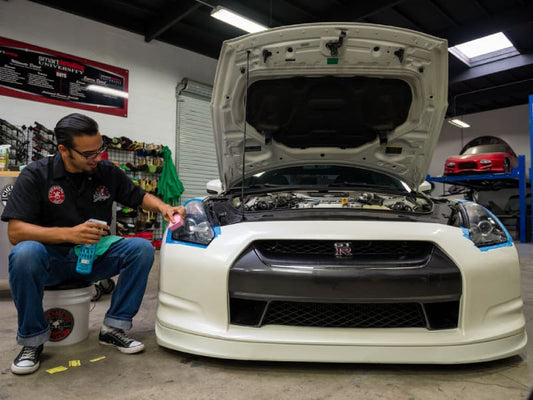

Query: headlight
[479,159,492,165]
[171,199,215,246]
[446,162,456,167]
[460,201,509,247]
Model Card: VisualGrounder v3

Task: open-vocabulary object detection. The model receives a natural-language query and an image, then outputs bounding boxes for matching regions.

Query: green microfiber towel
[157,146,185,231]
[157,146,184,206]
[74,235,124,258]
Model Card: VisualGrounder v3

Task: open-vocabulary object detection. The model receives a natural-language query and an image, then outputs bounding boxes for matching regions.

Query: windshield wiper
[229,183,292,192]
[328,182,407,194]
[328,181,373,187]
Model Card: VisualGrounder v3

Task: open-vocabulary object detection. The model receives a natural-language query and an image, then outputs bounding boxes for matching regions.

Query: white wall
[0,0,218,155]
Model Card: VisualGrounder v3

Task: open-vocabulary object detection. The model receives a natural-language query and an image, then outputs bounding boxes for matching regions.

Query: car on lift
[156,23,526,364]
[443,136,519,175]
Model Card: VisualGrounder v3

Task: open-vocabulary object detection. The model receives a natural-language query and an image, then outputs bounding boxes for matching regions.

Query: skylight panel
[449,32,519,67]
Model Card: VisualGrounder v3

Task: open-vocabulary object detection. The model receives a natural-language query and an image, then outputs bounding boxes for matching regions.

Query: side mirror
[206,179,223,195]
[418,180,433,194]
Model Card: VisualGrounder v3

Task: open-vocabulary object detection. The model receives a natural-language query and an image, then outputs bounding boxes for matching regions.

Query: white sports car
[156,23,526,364]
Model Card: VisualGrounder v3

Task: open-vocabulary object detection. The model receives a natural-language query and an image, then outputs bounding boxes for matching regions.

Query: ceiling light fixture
[449,32,518,67]
[210,6,267,33]
[448,118,471,128]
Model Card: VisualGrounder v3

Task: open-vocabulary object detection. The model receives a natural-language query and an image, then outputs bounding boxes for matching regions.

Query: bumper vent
[230,299,459,330]
[458,162,477,170]
[265,301,424,328]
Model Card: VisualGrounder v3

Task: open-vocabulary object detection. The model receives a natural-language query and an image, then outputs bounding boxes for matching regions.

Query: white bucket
[43,282,93,346]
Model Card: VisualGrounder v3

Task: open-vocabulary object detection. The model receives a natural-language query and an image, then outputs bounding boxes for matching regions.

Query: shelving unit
[427,155,528,242]
[0,119,29,170]
[106,147,164,246]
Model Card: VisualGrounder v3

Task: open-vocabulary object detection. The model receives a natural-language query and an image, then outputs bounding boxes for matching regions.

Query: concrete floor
[1,245,532,400]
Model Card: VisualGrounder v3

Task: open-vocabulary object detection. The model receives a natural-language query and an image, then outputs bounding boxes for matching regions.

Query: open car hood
[211,23,448,190]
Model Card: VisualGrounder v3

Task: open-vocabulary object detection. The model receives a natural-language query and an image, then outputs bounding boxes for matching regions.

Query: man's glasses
[70,144,107,159]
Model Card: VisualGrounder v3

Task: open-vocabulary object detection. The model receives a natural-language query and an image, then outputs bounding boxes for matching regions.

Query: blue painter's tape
[459,202,513,251]
[182,198,203,206]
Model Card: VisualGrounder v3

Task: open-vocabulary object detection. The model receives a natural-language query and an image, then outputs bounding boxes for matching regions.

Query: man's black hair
[54,113,99,147]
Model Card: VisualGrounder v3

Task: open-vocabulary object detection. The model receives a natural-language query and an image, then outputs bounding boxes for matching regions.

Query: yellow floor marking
[68,360,81,367]
[89,356,106,362]
[46,366,68,374]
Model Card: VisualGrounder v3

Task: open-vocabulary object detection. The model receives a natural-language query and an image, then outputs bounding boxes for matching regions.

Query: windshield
[234,165,410,192]
[463,144,506,155]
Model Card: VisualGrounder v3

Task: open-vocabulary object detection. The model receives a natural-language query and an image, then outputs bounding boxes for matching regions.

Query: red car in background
[443,136,518,175]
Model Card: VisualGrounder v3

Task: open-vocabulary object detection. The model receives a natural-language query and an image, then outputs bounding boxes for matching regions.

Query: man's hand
[71,220,109,245]
[141,193,186,223]
[159,205,186,223]
[7,219,109,246]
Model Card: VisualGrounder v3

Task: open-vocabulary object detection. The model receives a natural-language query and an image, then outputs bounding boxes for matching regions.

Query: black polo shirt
[1,153,146,250]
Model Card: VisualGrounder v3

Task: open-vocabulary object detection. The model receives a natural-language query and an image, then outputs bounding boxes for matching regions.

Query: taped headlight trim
[459,201,512,250]
[167,199,217,247]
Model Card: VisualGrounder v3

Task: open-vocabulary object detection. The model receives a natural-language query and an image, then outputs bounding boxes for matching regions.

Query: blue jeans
[8,238,154,346]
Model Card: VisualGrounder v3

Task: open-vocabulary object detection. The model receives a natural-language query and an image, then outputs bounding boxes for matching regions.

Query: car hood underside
[211,22,448,190]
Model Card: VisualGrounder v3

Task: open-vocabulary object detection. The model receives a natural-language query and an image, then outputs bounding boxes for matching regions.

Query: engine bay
[232,190,432,213]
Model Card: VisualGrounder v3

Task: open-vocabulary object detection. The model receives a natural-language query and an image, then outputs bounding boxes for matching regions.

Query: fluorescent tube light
[211,6,267,33]
[87,85,128,98]
[448,119,471,128]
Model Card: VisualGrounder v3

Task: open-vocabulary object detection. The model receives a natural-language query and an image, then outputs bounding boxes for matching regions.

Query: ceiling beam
[437,3,533,46]
[450,54,533,84]
[145,2,202,42]
[427,0,459,28]
[321,0,406,21]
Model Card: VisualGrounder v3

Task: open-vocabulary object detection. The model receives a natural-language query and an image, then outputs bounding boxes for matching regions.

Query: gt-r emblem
[334,242,352,257]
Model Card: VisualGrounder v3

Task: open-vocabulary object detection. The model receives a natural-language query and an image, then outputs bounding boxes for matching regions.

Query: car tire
[504,159,510,173]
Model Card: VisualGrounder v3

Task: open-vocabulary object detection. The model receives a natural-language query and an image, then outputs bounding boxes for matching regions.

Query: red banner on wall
[0,37,128,117]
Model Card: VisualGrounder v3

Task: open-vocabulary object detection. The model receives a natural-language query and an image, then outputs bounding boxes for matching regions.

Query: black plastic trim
[229,242,461,302]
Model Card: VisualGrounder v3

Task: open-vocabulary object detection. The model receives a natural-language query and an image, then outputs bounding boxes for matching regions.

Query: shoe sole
[98,340,145,354]
[11,361,40,375]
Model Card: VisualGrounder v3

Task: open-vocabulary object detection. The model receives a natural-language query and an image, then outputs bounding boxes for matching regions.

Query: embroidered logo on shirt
[48,185,65,204]
[93,186,110,202]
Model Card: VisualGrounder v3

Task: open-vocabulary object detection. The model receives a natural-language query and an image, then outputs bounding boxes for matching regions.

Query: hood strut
[240,50,251,219]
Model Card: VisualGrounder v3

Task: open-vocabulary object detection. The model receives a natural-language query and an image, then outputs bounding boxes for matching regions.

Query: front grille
[254,240,433,262]
[230,298,459,330]
[264,301,425,328]
[458,162,477,170]
[229,240,461,331]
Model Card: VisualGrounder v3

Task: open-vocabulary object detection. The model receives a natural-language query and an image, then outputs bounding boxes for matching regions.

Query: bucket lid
[45,280,93,290]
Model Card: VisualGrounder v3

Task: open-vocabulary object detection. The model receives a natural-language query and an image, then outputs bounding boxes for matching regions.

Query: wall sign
[0,37,128,117]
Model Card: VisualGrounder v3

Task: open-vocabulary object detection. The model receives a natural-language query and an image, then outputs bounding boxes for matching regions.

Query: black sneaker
[98,328,144,354]
[11,344,44,375]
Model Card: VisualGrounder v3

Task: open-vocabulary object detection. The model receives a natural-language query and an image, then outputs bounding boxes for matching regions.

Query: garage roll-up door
[176,79,218,202]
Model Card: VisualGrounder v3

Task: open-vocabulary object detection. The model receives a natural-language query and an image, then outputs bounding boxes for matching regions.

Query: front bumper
[157,220,527,364]
[156,320,526,364]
